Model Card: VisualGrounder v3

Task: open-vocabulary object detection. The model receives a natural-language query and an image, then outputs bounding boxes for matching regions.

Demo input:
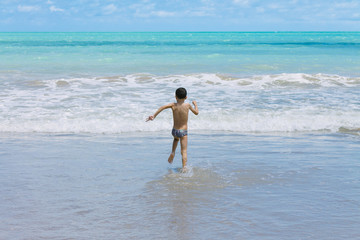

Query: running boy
[146,87,199,170]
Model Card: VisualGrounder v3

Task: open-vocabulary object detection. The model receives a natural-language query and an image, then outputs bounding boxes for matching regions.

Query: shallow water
[1,132,359,239]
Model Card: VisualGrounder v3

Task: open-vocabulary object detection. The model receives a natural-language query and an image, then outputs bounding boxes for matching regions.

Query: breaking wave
[0,73,359,134]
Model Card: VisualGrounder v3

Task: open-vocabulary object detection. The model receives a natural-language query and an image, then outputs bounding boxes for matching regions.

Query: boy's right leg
[180,135,188,169]
[168,138,179,164]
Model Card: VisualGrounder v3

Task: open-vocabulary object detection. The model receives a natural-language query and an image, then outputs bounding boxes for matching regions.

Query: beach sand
[1,131,359,239]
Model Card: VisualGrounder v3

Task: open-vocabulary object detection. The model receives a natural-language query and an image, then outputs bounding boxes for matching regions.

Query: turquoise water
[0,32,359,134]
[1,32,360,77]
[1,32,360,239]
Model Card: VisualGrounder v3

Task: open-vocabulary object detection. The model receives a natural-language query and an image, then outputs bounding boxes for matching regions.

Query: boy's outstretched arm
[146,103,174,121]
[190,100,199,115]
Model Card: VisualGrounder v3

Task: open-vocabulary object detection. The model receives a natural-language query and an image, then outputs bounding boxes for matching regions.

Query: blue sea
[0,32,360,239]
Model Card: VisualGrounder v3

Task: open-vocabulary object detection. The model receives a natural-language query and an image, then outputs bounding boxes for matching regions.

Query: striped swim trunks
[171,128,188,138]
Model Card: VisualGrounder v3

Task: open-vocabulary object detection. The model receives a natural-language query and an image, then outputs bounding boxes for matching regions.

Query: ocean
[1,32,360,239]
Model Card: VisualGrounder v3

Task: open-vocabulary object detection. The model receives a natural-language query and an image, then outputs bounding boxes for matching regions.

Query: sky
[1,0,360,31]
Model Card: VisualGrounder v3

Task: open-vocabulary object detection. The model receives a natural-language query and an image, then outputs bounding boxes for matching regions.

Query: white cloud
[130,2,180,18]
[186,8,215,17]
[233,0,250,6]
[266,3,289,13]
[335,1,359,9]
[130,3,155,17]
[256,7,265,13]
[17,5,40,12]
[49,6,64,12]
[201,0,215,6]
[267,3,281,10]
[129,0,217,18]
[103,4,117,15]
[151,10,176,17]
[46,0,54,4]
[0,17,13,24]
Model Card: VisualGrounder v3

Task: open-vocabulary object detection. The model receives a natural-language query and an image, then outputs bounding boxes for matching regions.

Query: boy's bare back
[172,101,198,130]
[146,99,198,130]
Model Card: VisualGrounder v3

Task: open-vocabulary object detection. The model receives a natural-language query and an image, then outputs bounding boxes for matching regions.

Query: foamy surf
[167,166,194,178]
[159,166,227,190]
[0,73,359,134]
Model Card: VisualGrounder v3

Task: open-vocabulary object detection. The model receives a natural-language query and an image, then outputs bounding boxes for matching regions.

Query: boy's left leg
[168,137,179,164]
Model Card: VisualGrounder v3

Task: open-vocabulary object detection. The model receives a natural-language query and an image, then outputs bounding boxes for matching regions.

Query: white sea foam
[0,73,359,133]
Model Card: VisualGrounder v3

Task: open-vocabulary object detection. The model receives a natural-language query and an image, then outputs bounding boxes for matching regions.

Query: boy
[146,87,199,170]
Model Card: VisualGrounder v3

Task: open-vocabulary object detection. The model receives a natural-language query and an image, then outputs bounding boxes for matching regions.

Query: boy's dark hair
[175,87,187,99]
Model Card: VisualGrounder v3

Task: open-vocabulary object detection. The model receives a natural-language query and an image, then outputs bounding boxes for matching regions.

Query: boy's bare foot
[168,153,175,164]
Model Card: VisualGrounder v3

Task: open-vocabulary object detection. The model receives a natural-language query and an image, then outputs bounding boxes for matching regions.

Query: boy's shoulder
[164,102,175,107]
[172,102,191,111]
[174,102,190,107]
